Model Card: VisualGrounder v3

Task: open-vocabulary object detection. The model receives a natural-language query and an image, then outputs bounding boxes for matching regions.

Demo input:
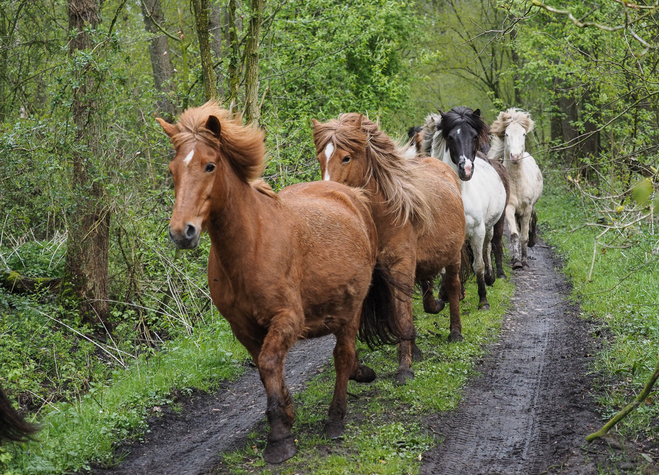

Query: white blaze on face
[183,149,195,166]
[323,142,335,181]
[457,128,461,135]
[461,155,473,176]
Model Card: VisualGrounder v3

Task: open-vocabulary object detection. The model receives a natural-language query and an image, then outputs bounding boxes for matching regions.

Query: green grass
[537,176,659,442]
[217,275,514,474]
[0,319,248,474]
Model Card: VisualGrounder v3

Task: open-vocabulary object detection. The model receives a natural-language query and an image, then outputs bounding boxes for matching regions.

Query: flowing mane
[314,113,434,228]
[489,108,535,162]
[419,112,442,157]
[169,101,267,183]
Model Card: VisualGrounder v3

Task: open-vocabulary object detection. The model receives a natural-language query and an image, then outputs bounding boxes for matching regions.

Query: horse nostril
[185,224,197,239]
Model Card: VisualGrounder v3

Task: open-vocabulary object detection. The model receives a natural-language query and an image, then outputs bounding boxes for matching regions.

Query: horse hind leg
[470,233,490,310]
[444,262,463,342]
[483,227,496,287]
[326,319,361,439]
[492,212,506,279]
[258,311,300,464]
[519,211,533,268]
[506,204,522,269]
[528,208,538,248]
[420,278,445,314]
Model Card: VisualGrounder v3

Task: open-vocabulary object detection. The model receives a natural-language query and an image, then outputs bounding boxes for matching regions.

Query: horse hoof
[478,302,490,311]
[485,274,495,286]
[512,259,523,270]
[522,261,530,269]
[497,271,507,280]
[263,435,296,464]
[350,364,376,383]
[394,369,414,385]
[448,331,464,342]
[411,342,423,362]
[423,298,445,314]
[324,419,345,440]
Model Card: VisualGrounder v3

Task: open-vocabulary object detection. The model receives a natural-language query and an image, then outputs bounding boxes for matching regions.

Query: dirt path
[421,240,605,475]
[91,336,336,475]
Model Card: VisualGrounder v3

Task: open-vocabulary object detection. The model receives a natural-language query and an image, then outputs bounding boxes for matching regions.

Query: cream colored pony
[488,108,543,269]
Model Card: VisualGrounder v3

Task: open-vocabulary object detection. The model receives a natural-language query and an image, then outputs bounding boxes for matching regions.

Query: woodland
[0,0,658,473]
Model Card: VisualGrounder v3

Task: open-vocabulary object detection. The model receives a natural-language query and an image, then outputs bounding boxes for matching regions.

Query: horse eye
[205,163,216,172]
[342,156,351,164]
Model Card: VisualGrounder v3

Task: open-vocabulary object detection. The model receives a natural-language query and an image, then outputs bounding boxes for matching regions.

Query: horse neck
[206,167,266,268]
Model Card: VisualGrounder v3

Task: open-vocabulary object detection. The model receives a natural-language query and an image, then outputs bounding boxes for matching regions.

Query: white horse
[488,108,543,269]
[422,107,507,310]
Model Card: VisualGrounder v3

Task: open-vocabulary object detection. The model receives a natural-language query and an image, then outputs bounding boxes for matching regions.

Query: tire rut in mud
[421,240,602,475]
[91,335,336,475]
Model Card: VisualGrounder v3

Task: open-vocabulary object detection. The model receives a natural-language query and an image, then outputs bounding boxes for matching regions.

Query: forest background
[1,0,658,472]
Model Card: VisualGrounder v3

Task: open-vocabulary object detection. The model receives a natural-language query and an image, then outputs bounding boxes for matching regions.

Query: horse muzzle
[510,153,522,164]
[169,223,201,249]
[458,159,474,181]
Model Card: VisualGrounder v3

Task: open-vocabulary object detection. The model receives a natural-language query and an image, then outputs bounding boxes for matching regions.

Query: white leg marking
[323,142,334,181]
[183,149,195,166]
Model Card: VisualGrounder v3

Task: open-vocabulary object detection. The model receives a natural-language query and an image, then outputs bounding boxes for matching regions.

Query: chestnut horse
[488,108,543,268]
[421,107,509,309]
[312,114,466,384]
[0,384,37,444]
[157,102,402,464]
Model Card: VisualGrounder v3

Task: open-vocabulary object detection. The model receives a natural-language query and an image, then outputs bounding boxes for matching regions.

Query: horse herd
[0,103,543,466]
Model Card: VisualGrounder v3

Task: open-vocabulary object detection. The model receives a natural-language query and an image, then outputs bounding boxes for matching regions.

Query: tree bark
[141,0,176,118]
[64,0,111,327]
[226,0,240,107]
[209,3,224,97]
[243,0,264,124]
[191,0,217,101]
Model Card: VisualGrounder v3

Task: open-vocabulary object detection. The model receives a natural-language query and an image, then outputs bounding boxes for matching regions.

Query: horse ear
[311,119,320,128]
[205,115,221,139]
[156,117,178,138]
[473,108,481,117]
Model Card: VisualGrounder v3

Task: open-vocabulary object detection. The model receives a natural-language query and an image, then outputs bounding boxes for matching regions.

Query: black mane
[439,106,490,150]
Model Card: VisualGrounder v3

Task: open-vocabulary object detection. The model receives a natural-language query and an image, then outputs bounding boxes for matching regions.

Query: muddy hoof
[512,258,523,270]
[324,419,345,440]
[394,368,414,385]
[478,301,490,311]
[522,260,530,269]
[411,342,423,362]
[350,364,376,383]
[448,330,464,342]
[497,271,507,280]
[423,298,445,314]
[485,273,495,286]
[263,435,296,464]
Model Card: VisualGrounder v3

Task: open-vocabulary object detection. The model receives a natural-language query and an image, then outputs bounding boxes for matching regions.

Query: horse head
[439,106,489,181]
[492,109,535,165]
[312,114,370,188]
[158,101,265,249]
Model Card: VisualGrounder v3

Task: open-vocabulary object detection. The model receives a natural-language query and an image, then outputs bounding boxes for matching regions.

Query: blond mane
[313,113,434,229]
[488,108,535,162]
[170,101,267,183]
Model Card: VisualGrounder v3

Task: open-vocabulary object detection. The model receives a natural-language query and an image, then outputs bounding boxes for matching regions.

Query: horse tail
[528,209,538,248]
[0,385,38,444]
[359,264,412,349]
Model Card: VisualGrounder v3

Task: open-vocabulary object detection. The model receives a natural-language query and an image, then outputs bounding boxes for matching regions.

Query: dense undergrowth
[538,171,659,443]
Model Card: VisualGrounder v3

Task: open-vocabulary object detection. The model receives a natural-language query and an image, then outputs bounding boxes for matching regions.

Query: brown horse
[0,384,37,444]
[157,102,402,464]
[312,114,466,384]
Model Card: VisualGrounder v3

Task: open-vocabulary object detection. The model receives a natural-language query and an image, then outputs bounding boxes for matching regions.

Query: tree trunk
[243,0,264,124]
[191,0,217,101]
[226,0,240,107]
[141,0,176,118]
[64,0,111,328]
[209,4,224,97]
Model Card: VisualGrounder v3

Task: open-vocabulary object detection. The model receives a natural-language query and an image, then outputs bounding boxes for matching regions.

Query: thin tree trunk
[226,0,240,107]
[192,0,217,101]
[64,0,111,328]
[243,0,264,124]
[210,4,224,97]
[141,0,176,118]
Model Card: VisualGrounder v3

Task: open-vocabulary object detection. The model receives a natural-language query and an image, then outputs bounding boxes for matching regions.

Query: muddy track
[421,241,604,475]
[91,336,336,475]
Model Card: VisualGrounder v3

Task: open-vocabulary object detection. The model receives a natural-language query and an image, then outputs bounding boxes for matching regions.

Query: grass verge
[0,319,248,474]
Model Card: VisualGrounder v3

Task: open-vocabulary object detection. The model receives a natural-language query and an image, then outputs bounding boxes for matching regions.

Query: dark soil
[90,239,659,475]
[420,240,659,475]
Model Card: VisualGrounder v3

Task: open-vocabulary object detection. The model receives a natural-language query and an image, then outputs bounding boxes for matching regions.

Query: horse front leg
[483,226,495,286]
[258,310,301,464]
[444,262,463,342]
[504,203,522,269]
[326,318,360,439]
[519,210,532,268]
